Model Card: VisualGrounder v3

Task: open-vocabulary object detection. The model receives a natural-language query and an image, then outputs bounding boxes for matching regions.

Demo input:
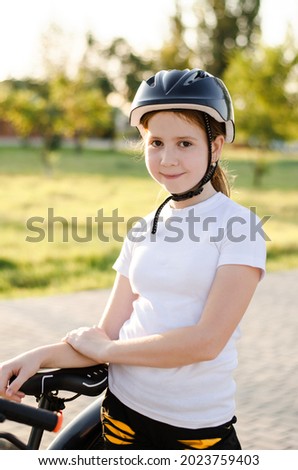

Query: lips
[160,172,185,179]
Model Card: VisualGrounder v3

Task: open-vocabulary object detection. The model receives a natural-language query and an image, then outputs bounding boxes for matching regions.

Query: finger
[61,327,81,341]
[63,335,75,347]
[6,371,29,398]
[61,329,78,341]
[5,389,25,403]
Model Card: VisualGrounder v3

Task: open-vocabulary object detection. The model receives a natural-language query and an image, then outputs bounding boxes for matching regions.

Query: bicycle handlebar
[18,364,108,397]
[0,397,62,432]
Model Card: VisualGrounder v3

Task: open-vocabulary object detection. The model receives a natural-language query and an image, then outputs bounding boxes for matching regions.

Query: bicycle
[0,364,108,450]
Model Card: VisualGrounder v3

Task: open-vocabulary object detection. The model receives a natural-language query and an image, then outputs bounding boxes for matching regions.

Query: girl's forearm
[63,324,209,368]
[38,342,98,369]
[106,325,211,368]
[1,342,98,401]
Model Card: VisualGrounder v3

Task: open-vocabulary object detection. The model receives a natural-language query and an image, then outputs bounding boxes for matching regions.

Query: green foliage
[193,0,261,75]
[152,0,261,76]
[224,42,298,146]
[0,75,112,145]
[154,0,193,71]
[55,75,112,141]
[100,37,154,103]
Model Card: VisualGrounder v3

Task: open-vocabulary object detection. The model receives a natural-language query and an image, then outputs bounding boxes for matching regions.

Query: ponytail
[211,164,230,197]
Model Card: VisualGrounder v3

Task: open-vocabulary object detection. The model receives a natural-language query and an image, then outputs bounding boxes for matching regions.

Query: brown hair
[140,109,230,197]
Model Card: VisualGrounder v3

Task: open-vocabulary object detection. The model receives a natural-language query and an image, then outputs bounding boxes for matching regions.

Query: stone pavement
[0,270,297,450]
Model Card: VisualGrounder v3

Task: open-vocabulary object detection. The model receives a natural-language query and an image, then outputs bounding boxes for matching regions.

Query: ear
[212,135,225,163]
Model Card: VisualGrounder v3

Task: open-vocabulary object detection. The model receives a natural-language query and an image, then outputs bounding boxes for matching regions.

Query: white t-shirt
[109,192,266,429]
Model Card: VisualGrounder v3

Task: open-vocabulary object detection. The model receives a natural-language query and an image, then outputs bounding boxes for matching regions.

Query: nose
[160,146,179,166]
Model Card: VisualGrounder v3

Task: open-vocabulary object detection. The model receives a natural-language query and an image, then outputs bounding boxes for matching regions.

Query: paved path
[0,270,297,450]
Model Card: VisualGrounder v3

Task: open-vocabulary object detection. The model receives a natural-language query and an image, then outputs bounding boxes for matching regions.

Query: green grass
[0,144,297,298]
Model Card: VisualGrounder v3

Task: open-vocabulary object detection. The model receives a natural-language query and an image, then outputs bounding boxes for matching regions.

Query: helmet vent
[184,70,208,85]
[147,75,156,87]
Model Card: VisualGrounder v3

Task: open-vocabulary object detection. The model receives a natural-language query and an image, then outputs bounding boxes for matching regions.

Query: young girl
[0,69,266,450]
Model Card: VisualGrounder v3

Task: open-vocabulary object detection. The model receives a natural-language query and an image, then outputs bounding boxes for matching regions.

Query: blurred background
[0,0,297,299]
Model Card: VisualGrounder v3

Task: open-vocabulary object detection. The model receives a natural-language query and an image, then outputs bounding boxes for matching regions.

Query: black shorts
[101,388,241,450]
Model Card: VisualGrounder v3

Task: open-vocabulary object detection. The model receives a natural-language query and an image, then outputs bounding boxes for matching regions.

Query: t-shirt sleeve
[113,235,134,278]
[216,208,267,279]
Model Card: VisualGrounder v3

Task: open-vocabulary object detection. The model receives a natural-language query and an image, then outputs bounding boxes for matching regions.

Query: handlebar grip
[0,397,63,432]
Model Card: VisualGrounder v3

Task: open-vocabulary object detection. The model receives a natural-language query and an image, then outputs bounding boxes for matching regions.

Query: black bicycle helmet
[129,69,235,234]
[130,69,235,143]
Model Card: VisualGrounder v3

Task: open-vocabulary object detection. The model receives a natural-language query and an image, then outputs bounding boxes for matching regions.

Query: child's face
[144,111,210,197]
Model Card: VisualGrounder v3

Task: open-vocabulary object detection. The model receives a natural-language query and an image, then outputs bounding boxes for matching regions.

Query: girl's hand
[62,326,111,363]
[0,352,42,402]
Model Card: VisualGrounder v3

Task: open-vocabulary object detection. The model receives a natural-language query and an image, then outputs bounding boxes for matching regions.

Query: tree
[224,39,298,186]
[224,41,298,147]
[82,36,155,141]
[154,0,193,70]
[55,72,113,151]
[193,0,261,76]
[0,74,113,171]
[0,27,114,169]
[100,37,154,105]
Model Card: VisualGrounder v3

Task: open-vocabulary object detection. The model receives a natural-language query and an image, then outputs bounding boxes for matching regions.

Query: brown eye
[179,141,192,148]
[151,140,163,147]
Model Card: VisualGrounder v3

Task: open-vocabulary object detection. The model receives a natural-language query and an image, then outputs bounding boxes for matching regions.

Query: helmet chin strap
[151,113,216,235]
[171,161,217,201]
[151,161,217,234]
